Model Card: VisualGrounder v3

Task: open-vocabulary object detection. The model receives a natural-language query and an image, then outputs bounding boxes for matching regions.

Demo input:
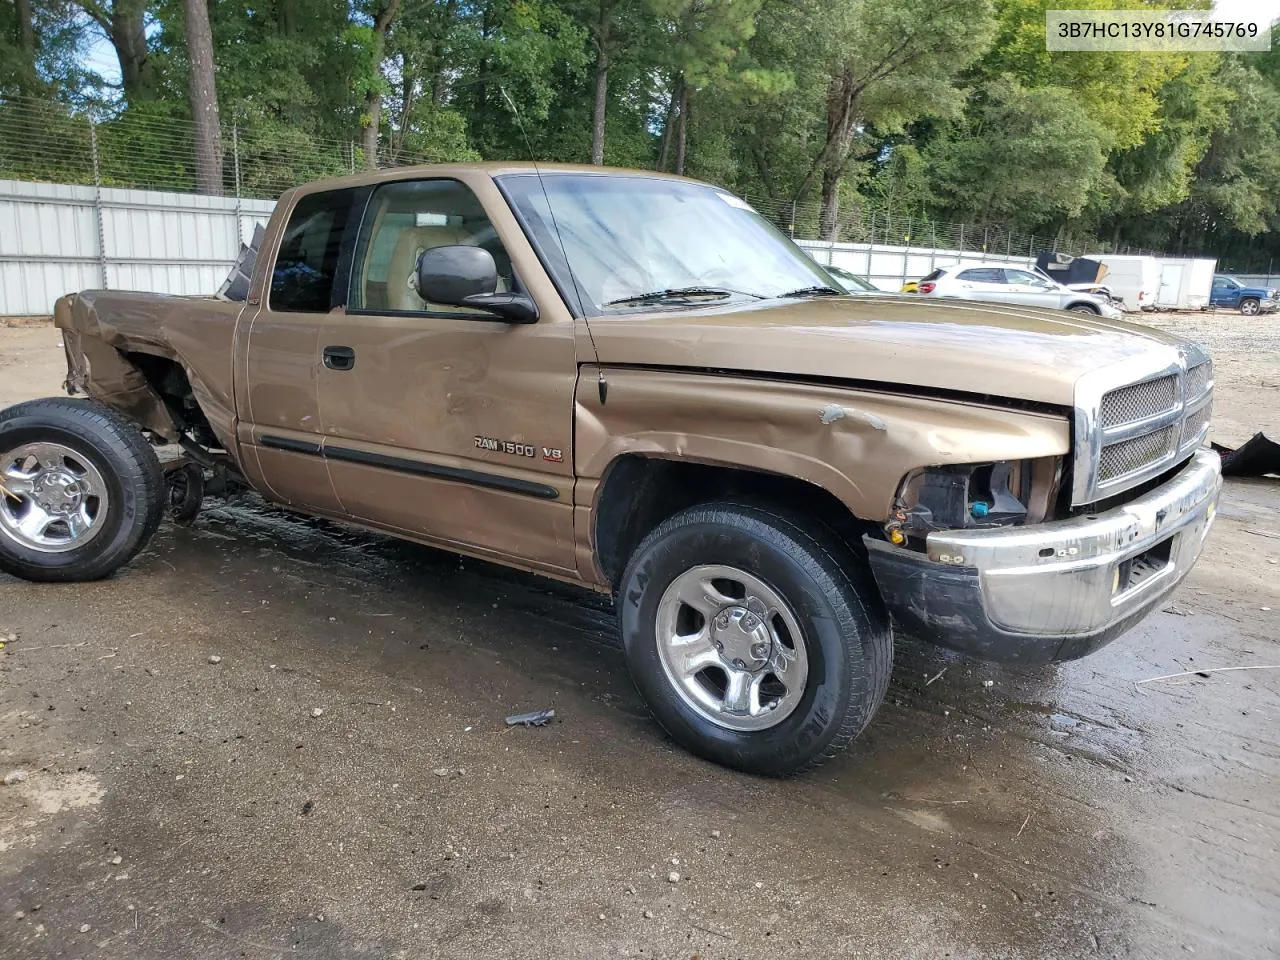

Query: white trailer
[1152,257,1216,310]
[1089,255,1162,311]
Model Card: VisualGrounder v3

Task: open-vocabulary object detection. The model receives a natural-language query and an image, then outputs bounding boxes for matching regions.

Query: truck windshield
[499,173,835,313]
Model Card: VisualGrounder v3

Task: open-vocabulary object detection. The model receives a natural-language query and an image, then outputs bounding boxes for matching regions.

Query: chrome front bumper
[865,449,1222,664]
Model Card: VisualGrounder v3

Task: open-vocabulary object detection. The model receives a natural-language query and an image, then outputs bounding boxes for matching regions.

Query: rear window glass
[920,269,943,282]
[271,189,356,312]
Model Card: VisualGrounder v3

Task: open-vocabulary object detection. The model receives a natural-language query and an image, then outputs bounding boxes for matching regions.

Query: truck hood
[584,295,1191,408]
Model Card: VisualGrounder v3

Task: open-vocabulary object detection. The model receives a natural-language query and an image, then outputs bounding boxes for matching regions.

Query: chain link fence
[0,96,458,202]
[2,94,1156,259]
[744,194,1153,260]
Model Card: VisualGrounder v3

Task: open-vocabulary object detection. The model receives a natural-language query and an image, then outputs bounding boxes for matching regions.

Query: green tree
[74,0,161,102]
[648,0,760,174]
[923,78,1108,230]
[782,0,996,239]
[449,0,588,160]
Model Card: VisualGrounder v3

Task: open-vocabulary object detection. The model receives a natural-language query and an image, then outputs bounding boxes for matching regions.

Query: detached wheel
[0,398,165,582]
[1240,297,1261,316]
[619,502,892,776]
[167,462,206,526]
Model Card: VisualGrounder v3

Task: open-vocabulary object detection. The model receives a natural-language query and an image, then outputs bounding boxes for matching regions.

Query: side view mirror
[416,245,538,323]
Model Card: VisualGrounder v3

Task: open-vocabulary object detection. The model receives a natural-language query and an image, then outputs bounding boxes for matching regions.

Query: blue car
[1210,274,1278,315]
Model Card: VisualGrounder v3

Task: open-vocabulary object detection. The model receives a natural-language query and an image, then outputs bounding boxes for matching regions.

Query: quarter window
[270,189,356,313]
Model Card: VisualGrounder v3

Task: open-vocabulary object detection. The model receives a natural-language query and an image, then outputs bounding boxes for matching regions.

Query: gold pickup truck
[0,164,1221,775]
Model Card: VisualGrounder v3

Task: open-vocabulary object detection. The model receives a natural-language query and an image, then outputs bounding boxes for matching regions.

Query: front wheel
[1240,297,1261,316]
[1067,303,1100,315]
[0,398,165,582]
[618,502,892,776]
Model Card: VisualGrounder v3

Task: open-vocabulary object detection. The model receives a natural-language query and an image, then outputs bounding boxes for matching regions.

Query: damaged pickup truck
[0,165,1221,775]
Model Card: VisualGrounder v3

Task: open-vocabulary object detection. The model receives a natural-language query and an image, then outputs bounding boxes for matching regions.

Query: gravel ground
[1,314,1278,960]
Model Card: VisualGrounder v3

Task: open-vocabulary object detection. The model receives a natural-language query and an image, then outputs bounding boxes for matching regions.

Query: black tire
[0,398,164,582]
[1240,297,1261,316]
[618,501,892,776]
[1067,303,1100,315]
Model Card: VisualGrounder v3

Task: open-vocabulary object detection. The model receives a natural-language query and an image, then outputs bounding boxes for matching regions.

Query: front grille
[1075,350,1214,505]
[1181,402,1212,448]
[1099,375,1178,427]
[1098,427,1178,482]
[1184,362,1211,401]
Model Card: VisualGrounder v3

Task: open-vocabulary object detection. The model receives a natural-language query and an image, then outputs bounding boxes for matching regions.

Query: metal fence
[796,238,1035,293]
[0,96,459,202]
[0,178,274,316]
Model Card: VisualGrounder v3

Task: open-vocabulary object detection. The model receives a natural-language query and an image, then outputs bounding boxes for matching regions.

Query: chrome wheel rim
[655,564,809,732]
[1242,300,1259,315]
[0,442,110,553]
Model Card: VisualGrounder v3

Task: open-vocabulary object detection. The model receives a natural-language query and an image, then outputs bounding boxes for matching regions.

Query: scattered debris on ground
[505,708,556,727]
[1215,432,1280,478]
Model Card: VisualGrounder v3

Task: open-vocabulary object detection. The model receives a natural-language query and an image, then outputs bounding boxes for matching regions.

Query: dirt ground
[1,313,1278,959]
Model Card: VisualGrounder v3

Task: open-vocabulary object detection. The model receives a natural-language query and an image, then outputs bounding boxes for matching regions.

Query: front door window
[348,179,513,315]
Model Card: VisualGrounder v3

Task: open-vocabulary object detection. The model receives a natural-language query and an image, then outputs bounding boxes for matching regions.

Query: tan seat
[385,224,473,311]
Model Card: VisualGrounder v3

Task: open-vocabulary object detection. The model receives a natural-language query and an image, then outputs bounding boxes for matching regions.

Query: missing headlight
[887,457,1063,545]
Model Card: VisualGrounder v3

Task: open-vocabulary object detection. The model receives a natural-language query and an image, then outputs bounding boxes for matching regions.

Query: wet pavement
[2,478,1278,960]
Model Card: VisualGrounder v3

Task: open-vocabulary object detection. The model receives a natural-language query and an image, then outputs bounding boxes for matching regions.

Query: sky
[78,1,1280,92]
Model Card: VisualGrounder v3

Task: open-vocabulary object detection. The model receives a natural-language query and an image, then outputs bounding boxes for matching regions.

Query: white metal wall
[796,239,1034,291]
[0,179,275,316]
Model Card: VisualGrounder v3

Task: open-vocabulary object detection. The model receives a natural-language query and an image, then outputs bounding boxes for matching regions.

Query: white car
[916,262,1123,318]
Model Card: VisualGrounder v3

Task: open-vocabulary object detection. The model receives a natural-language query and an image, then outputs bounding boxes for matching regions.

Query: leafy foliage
[3,0,1280,266]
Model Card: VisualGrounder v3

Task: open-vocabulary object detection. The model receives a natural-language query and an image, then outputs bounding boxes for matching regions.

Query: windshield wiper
[605,286,765,307]
[779,285,845,298]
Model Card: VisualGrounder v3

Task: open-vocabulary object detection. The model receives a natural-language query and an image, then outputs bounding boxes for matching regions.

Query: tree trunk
[15,0,35,56]
[106,0,156,102]
[675,80,689,176]
[656,77,678,171]
[13,0,36,94]
[817,70,858,241]
[362,0,402,170]
[185,0,222,196]
[590,55,609,165]
[819,165,842,240]
[362,90,382,169]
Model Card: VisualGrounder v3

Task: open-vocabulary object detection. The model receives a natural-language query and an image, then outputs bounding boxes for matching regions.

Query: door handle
[323,345,356,371]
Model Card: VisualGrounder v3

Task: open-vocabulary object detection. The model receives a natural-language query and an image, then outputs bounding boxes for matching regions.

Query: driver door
[1210,277,1237,308]
[314,175,579,574]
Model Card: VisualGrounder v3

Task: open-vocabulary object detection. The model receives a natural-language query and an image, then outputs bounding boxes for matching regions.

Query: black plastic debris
[1213,433,1280,478]
[505,709,556,727]
[216,222,266,302]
